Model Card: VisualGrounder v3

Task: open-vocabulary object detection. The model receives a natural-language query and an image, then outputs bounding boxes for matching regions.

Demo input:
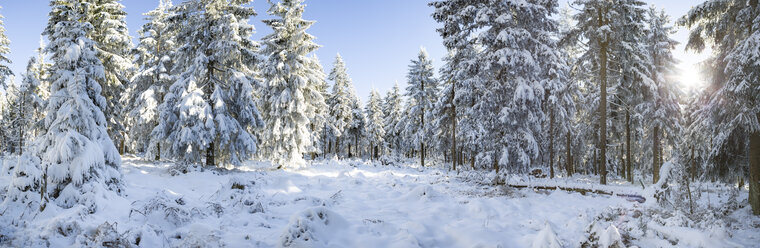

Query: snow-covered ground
[1,156,758,247]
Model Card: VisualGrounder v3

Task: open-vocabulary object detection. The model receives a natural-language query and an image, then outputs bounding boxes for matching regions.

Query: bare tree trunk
[156,143,161,161]
[599,42,608,185]
[549,108,555,179]
[566,131,573,176]
[451,85,457,171]
[690,145,696,182]
[652,126,660,184]
[206,142,215,167]
[749,119,760,215]
[626,110,632,182]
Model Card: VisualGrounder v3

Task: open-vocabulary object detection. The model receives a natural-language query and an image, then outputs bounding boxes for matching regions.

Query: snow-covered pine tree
[642,7,682,183]
[365,90,385,159]
[84,0,135,153]
[5,57,46,155]
[564,0,641,184]
[542,44,577,179]
[306,54,329,160]
[126,0,175,159]
[259,0,324,168]
[382,83,403,155]
[326,54,354,157]
[155,0,264,166]
[680,0,760,214]
[0,5,10,90]
[7,0,124,212]
[404,48,438,167]
[346,89,365,158]
[30,39,53,137]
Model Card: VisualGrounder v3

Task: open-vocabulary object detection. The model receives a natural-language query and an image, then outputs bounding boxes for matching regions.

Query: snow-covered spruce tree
[155,0,264,167]
[680,0,760,214]
[8,0,124,212]
[4,57,46,155]
[0,6,11,90]
[326,54,354,157]
[542,45,577,179]
[125,0,175,159]
[382,83,403,155]
[346,90,365,158]
[84,0,135,153]
[564,0,645,183]
[432,45,479,170]
[642,7,682,184]
[404,48,438,167]
[259,0,325,168]
[365,90,385,160]
[306,54,329,160]
[432,0,561,173]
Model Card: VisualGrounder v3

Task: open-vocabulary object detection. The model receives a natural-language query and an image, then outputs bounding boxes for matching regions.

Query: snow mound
[402,185,441,201]
[280,206,349,248]
[598,224,624,248]
[531,222,562,248]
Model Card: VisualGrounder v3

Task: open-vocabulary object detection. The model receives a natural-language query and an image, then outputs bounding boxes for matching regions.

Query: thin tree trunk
[549,108,555,179]
[156,143,161,161]
[652,126,660,184]
[690,145,696,182]
[566,131,572,176]
[748,119,760,215]
[451,84,457,171]
[626,110,632,182]
[206,142,215,167]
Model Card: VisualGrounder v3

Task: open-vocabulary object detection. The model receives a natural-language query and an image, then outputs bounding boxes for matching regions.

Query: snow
[1,156,759,247]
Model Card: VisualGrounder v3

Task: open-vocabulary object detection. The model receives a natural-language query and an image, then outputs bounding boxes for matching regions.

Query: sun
[677,62,704,90]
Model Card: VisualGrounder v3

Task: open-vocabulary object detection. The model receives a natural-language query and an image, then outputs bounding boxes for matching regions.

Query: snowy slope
[0,156,758,247]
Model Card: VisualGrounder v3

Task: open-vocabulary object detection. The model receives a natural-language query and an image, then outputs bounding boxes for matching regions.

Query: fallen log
[504,183,646,203]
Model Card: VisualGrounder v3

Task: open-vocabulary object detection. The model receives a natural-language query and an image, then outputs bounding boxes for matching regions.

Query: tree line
[0,0,757,214]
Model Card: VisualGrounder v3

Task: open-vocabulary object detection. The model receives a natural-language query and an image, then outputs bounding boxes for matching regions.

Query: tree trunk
[749,120,760,215]
[626,110,632,182]
[451,85,457,171]
[597,6,609,185]
[549,108,555,179]
[652,126,660,184]
[156,143,161,161]
[599,42,608,185]
[206,142,215,167]
[566,131,573,176]
[690,145,696,182]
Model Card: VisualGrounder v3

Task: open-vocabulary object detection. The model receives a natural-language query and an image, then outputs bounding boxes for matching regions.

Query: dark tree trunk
[549,108,555,179]
[653,126,660,184]
[626,110,632,182]
[566,131,573,176]
[749,118,760,215]
[206,142,215,167]
[598,7,609,185]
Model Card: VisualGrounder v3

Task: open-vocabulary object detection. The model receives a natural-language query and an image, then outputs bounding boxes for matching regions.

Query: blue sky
[2,0,706,101]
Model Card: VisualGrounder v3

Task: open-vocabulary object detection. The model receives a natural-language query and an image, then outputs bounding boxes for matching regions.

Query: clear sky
[1,0,707,101]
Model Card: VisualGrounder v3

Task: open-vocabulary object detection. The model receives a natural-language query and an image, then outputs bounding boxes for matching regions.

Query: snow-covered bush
[211,176,264,214]
[130,191,193,227]
[280,207,348,247]
[76,222,133,248]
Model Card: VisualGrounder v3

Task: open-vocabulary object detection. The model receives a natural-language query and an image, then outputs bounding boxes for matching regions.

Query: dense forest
[0,0,758,247]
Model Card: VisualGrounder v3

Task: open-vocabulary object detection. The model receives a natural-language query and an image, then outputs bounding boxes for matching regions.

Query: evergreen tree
[306,54,329,159]
[155,0,264,166]
[346,90,365,158]
[403,48,438,167]
[126,0,175,159]
[259,0,324,168]
[642,7,682,183]
[5,0,124,212]
[382,83,403,155]
[326,54,354,157]
[5,58,45,155]
[680,0,760,214]
[0,6,10,90]
[365,90,385,159]
[85,0,135,153]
